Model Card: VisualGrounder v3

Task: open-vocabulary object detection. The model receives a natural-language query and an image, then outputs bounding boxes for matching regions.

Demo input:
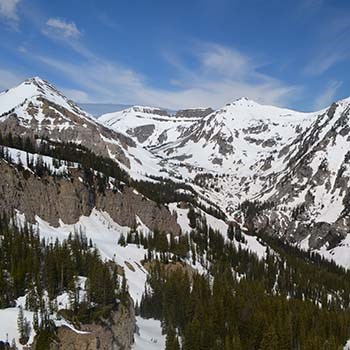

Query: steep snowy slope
[104,98,321,212]
[3,78,350,348]
[0,77,100,134]
[99,106,212,148]
[264,97,350,216]
[0,77,167,179]
[0,77,131,164]
[156,98,319,172]
[174,97,350,257]
[3,78,350,264]
[251,97,350,251]
[100,96,350,261]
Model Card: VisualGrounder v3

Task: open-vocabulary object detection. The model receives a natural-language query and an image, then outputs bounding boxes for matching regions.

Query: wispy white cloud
[0,0,21,29]
[304,11,350,76]
[304,51,348,76]
[197,43,252,79]
[160,42,301,108]
[32,42,300,109]
[313,80,342,109]
[62,88,90,103]
[43,18,81,39]
[21,31,301,109]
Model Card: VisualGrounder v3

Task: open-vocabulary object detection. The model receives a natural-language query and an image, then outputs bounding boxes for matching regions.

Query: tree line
[0,213,127,349]
[120,206,350,349]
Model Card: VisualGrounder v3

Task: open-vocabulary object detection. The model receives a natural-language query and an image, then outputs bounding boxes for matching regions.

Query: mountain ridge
[2,77,350,349]
[97,85,350,267]
[2,77,350,267]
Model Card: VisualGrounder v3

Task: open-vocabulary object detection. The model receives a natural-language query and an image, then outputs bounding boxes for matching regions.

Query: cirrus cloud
[30,41,301,109]
[313,80,342,110]
[43,18,81,39]
[0,0,21,29]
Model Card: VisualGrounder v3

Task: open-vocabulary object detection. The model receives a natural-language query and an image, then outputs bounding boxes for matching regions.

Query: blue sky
[0,0,350,110]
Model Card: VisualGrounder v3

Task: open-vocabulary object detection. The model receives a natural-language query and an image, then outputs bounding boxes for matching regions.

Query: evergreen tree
[17,306,30,345]
[118,233,126,247]
[259,324,278,350]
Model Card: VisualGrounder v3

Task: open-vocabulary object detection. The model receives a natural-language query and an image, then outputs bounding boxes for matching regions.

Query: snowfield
[17,209,149,304]
[133,317,165,350]
[6,205,229,349]
[3,78,350,349]
[0,307,35,348]
[3,202,267,349]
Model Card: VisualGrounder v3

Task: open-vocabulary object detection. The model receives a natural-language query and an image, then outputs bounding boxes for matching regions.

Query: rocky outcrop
[49,299,135,350]
[126,124,155,143]
[0,77,137,168]
[130,106,169,116]
[242,207,350,250]
[97,187,181,234]
[0,160,181,234]
[0,102,134,168]
[175,108,214,119]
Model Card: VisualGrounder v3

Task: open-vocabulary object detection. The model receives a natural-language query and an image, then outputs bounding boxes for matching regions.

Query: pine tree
[11,339,18,350]
[165,327,180,350]
[17,306,24,342]
[259,324,278,350]
[121,272,128,303]
[33,310,39,332]
[183,318,201,350]
[232,332,243,350]
[118,233,126,247]
[17,306,30,345]
[227,224,234,240]
[187,207,197,229]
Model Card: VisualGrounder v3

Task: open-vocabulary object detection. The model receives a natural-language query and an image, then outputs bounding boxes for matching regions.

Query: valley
[1,77,350,349]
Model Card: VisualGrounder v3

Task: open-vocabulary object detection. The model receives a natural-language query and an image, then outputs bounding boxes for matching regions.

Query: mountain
[100,96,350,267]
[0,77,166,176]
[99,105,213,148]
[2,78,350,349]
[3,77,350,262]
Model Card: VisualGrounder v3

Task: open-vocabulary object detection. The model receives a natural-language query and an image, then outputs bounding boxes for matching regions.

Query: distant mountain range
[2,77,350,269]
[2,76,350,349]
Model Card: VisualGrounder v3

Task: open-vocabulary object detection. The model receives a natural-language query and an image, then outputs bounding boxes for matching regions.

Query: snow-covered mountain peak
[25,75,50,87]
[0,78,146,170]
[4,77,350,271]
[99,104,204,148]
[333,96,350,109]
[0,76,90,120]
[220,98,314,121]
[230,96,258,106]
[21,76,67,101]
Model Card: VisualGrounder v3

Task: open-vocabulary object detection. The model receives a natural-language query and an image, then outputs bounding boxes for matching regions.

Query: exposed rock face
[130,106,169,116]
[0,102,134,168]
[49,300,135,350]
[175,108,214,119]
[97,187,181,234]
[50,328,100,350]
[247,208,350,250]
[0,78,136,168]
[126,124,155,143]
[4,77,350,257]
[0,161,181,234]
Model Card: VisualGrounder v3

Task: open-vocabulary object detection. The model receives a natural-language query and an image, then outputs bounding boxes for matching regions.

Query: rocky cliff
[46,298,135,350]
[0,160,181,234]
